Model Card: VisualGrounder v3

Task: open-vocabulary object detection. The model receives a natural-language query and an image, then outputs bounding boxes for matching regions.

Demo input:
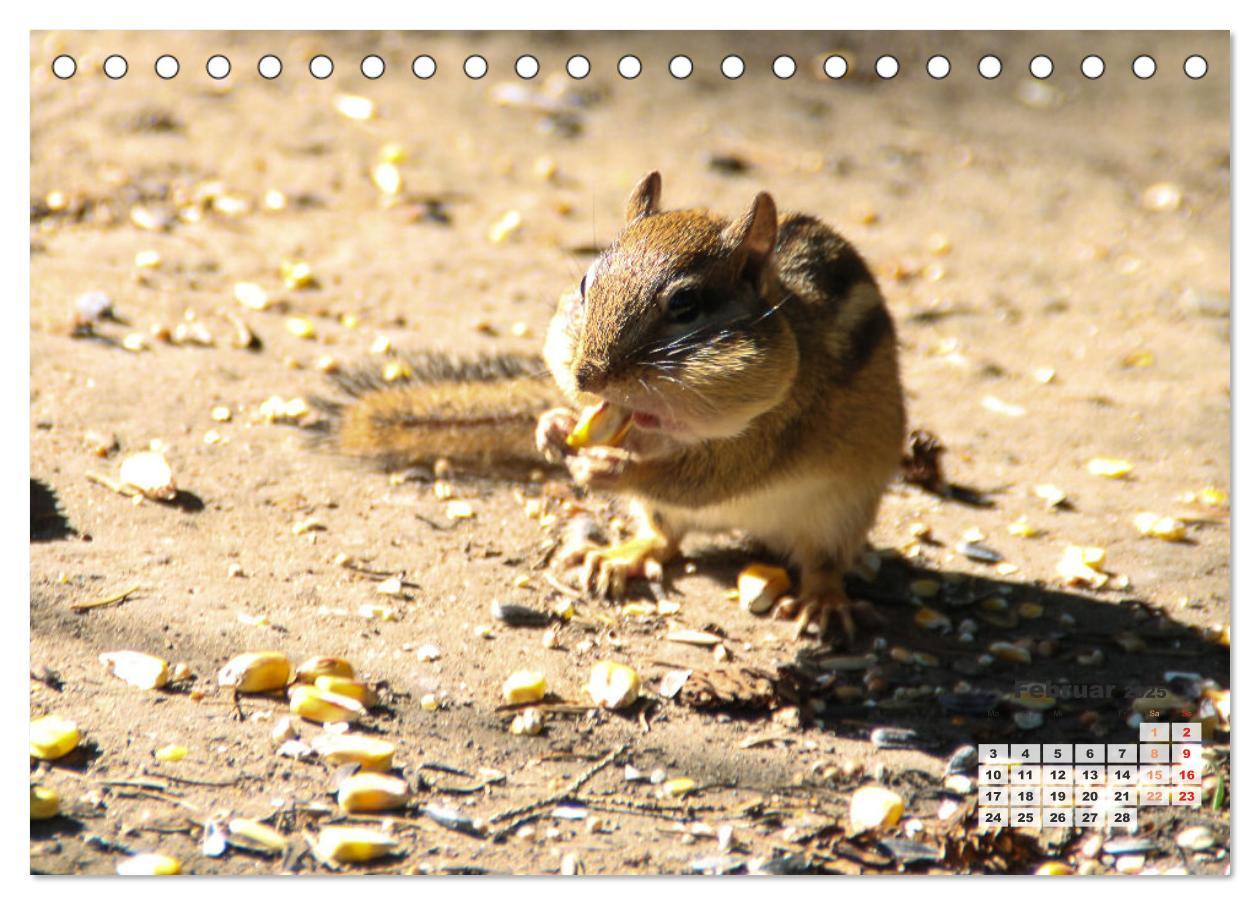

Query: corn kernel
[502,670,547,705]
[337,772,411,813]
[313,826,399,864]
[30,715,80,760]
[217,651,292,693]
[312,732,395,771]
[289,684,366,724]
[737,563,792,614]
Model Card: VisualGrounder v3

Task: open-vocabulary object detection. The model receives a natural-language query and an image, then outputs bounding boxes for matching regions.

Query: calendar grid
[977,723,1203,829]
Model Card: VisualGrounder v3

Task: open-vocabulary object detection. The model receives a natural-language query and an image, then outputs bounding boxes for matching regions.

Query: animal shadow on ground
[31,479,73,541]
[657,547,1229,755]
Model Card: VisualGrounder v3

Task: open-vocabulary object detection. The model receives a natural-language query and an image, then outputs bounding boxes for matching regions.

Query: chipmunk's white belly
[656,473,879,562]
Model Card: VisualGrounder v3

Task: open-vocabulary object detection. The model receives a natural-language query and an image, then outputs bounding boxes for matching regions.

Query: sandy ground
[30,30,1229,875]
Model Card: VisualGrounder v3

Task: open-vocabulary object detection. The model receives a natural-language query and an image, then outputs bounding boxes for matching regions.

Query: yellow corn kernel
[737,563,792,615]
[217,651,292,693]
[30,785,60,820]
[587,660,641,710]
[154,744,187,762]
[989,641,1033,664]
[311,733,395,772]
[914,607,950,631]
[30,715,80,760]
[314,675,378,708]
[372,162,402,196]
[487,209,523,243]
[227,818,287,853]
[280,260,315,290]
[289,684,367,724]
[313,826,399,864]
[502,670,547,705]
[100,650,170,690]
[660,777,697,798]
[337,772,411,813]
[849,785,905,832]
[117,853,181,875]
[1036,862,1073,876]
[565,402,631,450]
[1133,512,1187,542]
[1087,457,1134,479]
[295,656,355,684]
[1056,546,1108,589]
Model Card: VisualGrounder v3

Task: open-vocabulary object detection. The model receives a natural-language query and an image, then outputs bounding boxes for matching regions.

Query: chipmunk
[325,172,905,641]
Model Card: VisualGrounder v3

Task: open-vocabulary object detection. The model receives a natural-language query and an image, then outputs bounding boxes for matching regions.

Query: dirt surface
[30,31,1230,875]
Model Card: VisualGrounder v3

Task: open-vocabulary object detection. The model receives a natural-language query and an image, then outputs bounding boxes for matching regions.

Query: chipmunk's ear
[725,191,778,285]
[625,171,662,222]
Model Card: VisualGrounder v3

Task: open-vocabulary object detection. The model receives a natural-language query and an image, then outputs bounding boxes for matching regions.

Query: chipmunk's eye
[666,288,701,323]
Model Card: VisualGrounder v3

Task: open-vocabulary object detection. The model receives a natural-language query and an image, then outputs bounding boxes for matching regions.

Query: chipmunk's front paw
[576,535,672,599]
[535,408,578,464]
[566,446,632,490]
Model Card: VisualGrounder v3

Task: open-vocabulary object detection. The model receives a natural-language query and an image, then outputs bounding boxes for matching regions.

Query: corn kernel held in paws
[565,401,632,450]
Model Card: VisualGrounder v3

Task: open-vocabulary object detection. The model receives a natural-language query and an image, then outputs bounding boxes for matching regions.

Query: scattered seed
[502,670,547,705]
[30,785,60,820]
[1087,457,1134,479]
[100,650,170,689]
[666,628,724,647]
[487,209,523,244]
[117,853,181,876]
[510,708,544,736]
[334,93,376,121]
[218,651,292,692]
[118,451,177,501]
[30,715,80,760]
[1133,512,1187,541]
[587,660,641,710]
[233,282,271,311]
[737,563,791,615]
[313,826,399,864]
[849,786,904,833]
[337,772,411,813]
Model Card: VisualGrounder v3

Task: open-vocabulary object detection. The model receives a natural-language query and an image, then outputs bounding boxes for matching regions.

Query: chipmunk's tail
[313,353,562,473]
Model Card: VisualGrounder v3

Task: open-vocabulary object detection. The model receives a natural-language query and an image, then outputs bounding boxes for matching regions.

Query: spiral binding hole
[412,55,436,79]
[51,54,77,79]
[515,55,539,79]
[926,55,950,79]
[257,55,282,80]
[155,55,179,79]
[103,54,128,79]
[308,55,333,80]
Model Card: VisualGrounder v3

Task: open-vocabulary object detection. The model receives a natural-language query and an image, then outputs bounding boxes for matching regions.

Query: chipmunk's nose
[574,360,608,393]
